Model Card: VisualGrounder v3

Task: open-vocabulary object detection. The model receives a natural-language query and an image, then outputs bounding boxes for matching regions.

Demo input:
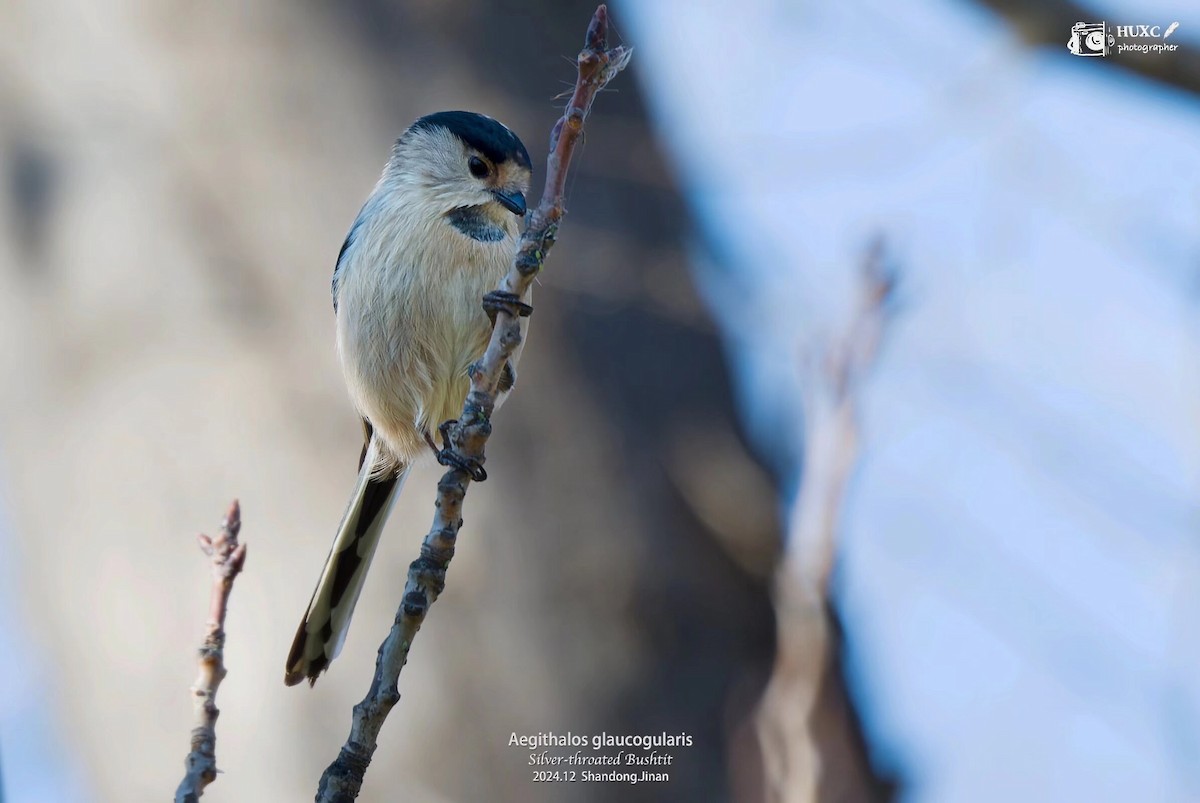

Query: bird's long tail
[285,436,408,686]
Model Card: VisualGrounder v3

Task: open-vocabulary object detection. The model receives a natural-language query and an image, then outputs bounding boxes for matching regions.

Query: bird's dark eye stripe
[468,156,490,178]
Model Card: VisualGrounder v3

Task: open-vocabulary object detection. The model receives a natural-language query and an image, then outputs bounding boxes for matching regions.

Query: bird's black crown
[409,111,531,169]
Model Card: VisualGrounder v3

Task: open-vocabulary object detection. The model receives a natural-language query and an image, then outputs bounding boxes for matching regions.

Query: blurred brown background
[0,1,781,800]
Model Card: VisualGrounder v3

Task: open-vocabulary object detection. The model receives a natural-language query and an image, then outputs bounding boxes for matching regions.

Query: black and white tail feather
[285,426,408,686]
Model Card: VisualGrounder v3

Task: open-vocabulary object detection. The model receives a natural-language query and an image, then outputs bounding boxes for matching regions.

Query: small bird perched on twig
[285,111,532,687]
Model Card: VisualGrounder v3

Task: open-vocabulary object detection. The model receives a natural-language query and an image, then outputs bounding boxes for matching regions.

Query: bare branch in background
[970,0,1200,97]
[314,7,631,801]
[753,241,897,803]
[175,500,247,803]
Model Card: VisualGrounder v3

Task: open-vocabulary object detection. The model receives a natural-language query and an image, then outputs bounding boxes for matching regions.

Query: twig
[315,7,631,801]
[175,500,247,803]
[754,241,897,802]
[789,238,894,595]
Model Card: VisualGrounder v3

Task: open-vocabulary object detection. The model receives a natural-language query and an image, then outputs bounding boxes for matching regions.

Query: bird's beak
[491,188,527,217]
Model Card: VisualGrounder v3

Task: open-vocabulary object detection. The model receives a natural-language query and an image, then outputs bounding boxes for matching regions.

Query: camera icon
[1067,21,1113,56]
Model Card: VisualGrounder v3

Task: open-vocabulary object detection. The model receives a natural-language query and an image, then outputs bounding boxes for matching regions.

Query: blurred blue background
[624,0,1199,800]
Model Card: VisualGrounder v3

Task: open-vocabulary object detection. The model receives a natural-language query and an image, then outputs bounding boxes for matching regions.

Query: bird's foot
[482,290,533,325]
[429,420,487,481]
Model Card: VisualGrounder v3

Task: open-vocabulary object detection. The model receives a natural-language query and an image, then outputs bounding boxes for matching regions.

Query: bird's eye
[468,156,490,179]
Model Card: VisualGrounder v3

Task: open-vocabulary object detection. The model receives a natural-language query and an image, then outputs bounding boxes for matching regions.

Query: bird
[285,111,532,687]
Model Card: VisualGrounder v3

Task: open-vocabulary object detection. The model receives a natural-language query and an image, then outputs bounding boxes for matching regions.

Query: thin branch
[754,241,897,803]
[175,500,247,803]
[790,238,894,595]
[315,7,631,801]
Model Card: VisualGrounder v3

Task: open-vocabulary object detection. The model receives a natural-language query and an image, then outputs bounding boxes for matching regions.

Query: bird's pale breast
[335,210,517,469]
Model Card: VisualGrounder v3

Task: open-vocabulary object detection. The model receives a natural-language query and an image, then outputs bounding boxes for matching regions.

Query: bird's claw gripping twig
[482,290,533,325]
[433,420,487,481]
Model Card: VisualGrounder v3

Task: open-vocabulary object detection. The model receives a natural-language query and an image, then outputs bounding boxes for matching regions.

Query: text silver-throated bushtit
[285,111,532,686]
